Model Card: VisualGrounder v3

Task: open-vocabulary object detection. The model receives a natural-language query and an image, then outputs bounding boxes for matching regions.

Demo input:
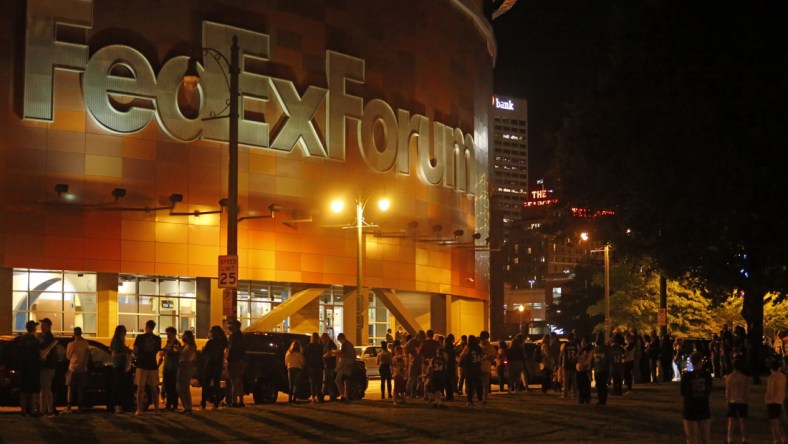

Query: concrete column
[96,273,118,338]
[196,277,212,339]
[430,293,447,335]
[0,268,11,335]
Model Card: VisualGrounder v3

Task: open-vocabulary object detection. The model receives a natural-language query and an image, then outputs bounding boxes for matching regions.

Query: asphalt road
[0,379,783,443]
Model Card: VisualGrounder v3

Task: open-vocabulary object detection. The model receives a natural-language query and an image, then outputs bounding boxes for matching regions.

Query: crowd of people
[10,318,788,443]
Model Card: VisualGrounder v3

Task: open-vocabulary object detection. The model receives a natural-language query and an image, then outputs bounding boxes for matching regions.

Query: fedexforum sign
[22,0,476,194]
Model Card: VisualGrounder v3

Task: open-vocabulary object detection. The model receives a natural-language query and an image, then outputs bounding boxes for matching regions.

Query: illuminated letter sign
[494,97,515,111]
[22,0,478,196]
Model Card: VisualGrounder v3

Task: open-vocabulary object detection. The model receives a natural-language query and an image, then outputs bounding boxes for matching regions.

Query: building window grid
[117,275,197,336]
[12,269,98,336]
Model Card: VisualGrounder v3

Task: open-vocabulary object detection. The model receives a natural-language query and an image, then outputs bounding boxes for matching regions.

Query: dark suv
[196,332,368,404]
[0,335,136,410]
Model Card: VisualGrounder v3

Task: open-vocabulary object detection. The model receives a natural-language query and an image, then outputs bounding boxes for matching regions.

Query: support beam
[245,287,326,332]
[372,288,423,336]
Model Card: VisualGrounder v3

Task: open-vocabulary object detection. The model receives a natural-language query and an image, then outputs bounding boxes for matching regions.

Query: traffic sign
[658,308,667,327]
[218,254,238,289]
[222,288,234,316]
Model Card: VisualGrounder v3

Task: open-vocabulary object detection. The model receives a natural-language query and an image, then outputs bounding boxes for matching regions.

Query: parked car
[355,345,382,378]
[0,335,136,410]
[194,332,368,404]
[489,340,545,388]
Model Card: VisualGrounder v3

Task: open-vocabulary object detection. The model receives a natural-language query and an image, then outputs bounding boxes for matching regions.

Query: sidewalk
[0,379,781,443]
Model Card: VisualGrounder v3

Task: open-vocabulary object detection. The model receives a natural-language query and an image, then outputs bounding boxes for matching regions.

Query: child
[765,360,786,444]
[681,352,712,444]
[427,348,448,408]
[391,346,407,405]
[725,360,750,444]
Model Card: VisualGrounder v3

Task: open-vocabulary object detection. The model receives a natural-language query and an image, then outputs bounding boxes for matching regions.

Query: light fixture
[472,232,482,240]
[331,199,344,213]
[112,188,126,200]
[219,198,229,207]
[169,194,184,204]
[55,183,69,196]
[183,58,200,89]
[378,198,390,212]
[432,224,442,233]
[407,221,419,230]
[453,229,464,238]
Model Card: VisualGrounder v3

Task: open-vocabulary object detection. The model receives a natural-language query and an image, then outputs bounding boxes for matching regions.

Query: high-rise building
[491,96,529,226]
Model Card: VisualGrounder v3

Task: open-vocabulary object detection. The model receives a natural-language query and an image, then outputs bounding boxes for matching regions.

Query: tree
[546,260,604,336]
[548,1,788,378]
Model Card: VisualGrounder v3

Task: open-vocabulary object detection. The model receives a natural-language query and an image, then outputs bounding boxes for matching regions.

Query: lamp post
[332,194,390,345]
[581,232,611,340]
[184,36,240,320]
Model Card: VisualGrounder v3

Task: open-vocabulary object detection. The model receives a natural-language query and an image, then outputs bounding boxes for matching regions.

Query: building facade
[0,0,497,344]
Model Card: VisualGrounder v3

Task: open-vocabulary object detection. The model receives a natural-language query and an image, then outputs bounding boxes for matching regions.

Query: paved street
[0,380,780,443]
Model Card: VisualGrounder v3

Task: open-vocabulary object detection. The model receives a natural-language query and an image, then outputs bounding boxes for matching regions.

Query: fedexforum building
[0,0,502,344]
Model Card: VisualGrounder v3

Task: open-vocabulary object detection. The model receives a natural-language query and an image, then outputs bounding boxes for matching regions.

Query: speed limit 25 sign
[218,255,239,289]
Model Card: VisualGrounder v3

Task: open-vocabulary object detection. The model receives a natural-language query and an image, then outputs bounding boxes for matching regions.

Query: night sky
[492,0,613,186]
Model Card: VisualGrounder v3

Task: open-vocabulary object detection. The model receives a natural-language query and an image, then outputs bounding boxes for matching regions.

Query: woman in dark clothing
[507,335,525,392]
[444,334,457,401]
[304,332,324,403]
[459,335,483,406]
[496,340,508,392]
[377,341,393,399]
[201,325,227,410]
[17,321,42,416]
[110,325,130,413]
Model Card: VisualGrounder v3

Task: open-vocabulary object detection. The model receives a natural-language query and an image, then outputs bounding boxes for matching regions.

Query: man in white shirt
[65,327,90,413]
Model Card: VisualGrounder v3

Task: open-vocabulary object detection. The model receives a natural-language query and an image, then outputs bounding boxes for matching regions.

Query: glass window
[117,275,197,336]
[12,269,98,336]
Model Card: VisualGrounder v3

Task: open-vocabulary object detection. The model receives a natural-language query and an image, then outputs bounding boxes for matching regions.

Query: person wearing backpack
[560,332,579,400]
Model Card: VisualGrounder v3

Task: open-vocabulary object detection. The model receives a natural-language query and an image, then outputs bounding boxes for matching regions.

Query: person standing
[418,330,440,399]
[321,333,338,401]
[459,335,483,407]
[200,325,227,411]
[610,333,625,395]
[680,352,712,444]
[391,345,407,405]
[646,332,661,383]
[177,330,197,414]
[765,359,786,444]
[709,334,722,378]
[110,325,130,414]
[377,341,393,399]
[395,326,404,343]
[285,340,305,403]
[225,319,246,407]
[575,337,594,404]
[444,334,458,401]
[496,340,508,393]
[38,318,57,417]
[17,320,41,416]
[507,335,525,392]
[304,333,324,403]
[335,333,356,401]
[427,347,448,408]
[134,320,162,416]
[560,333,579,399]
[479,331,495,403]
[66,326,90,414]
[540,334,556,395]
[725,360,750,444]
[385,329,394,344]
[405,332,423,398]
[593,332,612,406]
[456,335,468,394]
[622,332,636,394]
[158,326,181,412]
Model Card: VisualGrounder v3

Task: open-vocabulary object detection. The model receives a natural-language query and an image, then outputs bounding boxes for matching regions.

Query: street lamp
[517,304,525,334]
[183,36,240,320]
[332,194,390,345]
[581,232,611,341]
